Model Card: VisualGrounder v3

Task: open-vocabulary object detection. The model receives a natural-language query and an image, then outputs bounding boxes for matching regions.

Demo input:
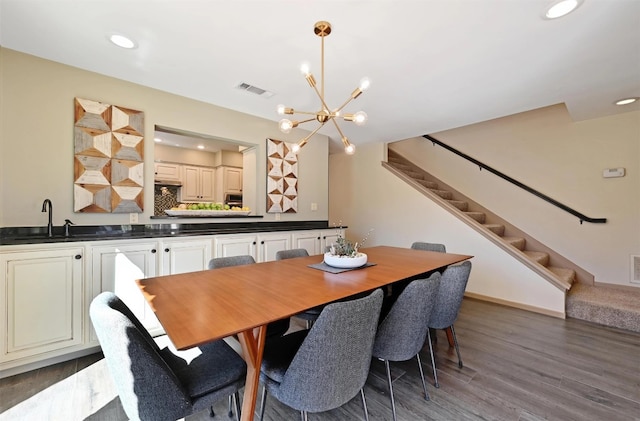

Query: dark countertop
[0,220,340,246]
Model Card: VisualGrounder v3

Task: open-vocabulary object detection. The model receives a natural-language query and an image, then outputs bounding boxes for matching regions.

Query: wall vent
[236,82,274,98]
[632,255,640,284]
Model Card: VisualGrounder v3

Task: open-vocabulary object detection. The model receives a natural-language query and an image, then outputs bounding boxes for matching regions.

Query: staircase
[384,148,582,292]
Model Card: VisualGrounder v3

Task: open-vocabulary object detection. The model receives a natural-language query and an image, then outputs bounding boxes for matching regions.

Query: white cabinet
[182,165,215,201]
[214,232,290,262]
[0,247,84,364]
[154,162,181,181]
[91,241,161,338]
[224,167,243,194]
[292,228,344,255]
[214,166,243,202]
[159,237,212,275]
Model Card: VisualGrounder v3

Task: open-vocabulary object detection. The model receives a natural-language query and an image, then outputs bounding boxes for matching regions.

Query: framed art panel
[266,138,298,213]
[73,97,144,213]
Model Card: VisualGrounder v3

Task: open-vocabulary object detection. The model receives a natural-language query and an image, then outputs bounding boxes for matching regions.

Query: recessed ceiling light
[154,137,162,142]
[108,33,137,49]
[615,97,639,106]
[197,145,205,150]
[544,0,582,19]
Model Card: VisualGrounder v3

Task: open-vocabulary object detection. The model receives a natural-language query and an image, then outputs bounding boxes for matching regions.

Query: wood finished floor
[2,298,639,421]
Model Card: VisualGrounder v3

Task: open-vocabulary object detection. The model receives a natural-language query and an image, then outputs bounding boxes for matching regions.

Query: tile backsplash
[154,185,180,216]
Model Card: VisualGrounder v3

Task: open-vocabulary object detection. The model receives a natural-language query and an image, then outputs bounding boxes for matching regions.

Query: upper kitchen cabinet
[182,165,216,202]
[215,166,243,202]
[154,162,181,182]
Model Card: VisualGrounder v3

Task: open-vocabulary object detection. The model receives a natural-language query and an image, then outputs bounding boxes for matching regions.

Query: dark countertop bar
[0,220,339,246]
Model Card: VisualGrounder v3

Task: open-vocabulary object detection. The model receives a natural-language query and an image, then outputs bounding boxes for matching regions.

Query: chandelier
[277,21,369,155]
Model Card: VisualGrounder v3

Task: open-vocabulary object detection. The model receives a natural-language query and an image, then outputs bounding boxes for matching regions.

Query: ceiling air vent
[236,82,274,98]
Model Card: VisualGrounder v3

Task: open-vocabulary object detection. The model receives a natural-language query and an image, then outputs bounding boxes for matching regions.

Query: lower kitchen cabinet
[214,232,291,262]
[0,247,84,365]
[160,237,212,275]
[91,241,162,338]
[292,228,343,255]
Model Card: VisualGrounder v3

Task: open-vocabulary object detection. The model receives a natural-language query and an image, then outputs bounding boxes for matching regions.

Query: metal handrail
[422,134,606,224]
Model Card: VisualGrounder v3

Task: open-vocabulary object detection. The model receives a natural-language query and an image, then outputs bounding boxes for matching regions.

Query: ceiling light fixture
[544,0,582,19]
[615,97,638,106]
[108,33,137,49]
[277,21,369,155]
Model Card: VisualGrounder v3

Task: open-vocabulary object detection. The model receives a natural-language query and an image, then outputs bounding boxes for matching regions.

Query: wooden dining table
[137,245,472,420]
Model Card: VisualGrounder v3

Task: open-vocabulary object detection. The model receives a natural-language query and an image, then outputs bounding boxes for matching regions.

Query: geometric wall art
[266,138,298,213]
[73,97,144,213]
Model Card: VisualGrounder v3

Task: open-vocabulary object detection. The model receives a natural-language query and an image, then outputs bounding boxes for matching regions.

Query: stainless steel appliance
[224,193,243,207]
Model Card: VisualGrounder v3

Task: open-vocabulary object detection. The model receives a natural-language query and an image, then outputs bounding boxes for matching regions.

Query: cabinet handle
[74,254,82,260]
[253,241,257,245]
[151,249,157,253]
[261,240,265,244]
[164,248,170,252]
[317,237,321,240]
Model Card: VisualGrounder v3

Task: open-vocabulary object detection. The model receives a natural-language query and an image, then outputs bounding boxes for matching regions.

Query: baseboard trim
[464,292,566,319]
[593,281,640,292]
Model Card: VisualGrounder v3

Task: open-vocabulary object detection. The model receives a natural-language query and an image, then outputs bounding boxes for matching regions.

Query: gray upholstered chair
[275,248,309,260]
[411,241,447,253]
[426,260,472,388]
[89,291,246,421]
[208,255,290,338]
[372,273,441,421]
[275,248,323,328]
[258,289,384,421]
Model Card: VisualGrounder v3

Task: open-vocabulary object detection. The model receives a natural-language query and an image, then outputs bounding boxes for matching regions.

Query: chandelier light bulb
[353,111,368,126]
[300,63,311,75]
[545,0,580,19]
[291,143,301,154]
[345,143,356,155]
[359,78,371,91]
[279,119,293,133]
[277,104,286,115]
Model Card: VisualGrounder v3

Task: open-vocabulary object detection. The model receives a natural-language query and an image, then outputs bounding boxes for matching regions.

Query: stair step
[465,211,486,223]
[523,250,550,266]
[406,170,426,179]
[547,266,576,285]
[503,236,526,250]
[566,284,640,333]
[429,189,453,199]
[447,200,468,211]
[416,179,439,189]
[484,223,505,236]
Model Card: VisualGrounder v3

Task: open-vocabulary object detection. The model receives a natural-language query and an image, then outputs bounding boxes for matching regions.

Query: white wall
[391,104,639,288]
[329,143,565,315]
[0,48,329,226]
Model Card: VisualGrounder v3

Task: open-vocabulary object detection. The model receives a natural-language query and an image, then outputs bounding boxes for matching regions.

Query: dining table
[137,245,472,421]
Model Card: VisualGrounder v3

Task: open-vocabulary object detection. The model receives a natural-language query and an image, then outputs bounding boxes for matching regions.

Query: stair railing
[422,134,606,224]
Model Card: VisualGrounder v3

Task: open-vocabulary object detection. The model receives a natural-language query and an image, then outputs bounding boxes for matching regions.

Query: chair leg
[228,395,233,417]
[360,388,370,421]
[300,410,308,421]
[259,386,268,421]
[383,360,397,421]
[450,324,463,368]
[233,392,241,421]
[209,405,215,417]
[415,353,430,401]
[427,328,440,388]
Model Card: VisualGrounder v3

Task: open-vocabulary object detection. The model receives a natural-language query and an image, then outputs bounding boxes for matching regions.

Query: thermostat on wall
[602,168,625,178]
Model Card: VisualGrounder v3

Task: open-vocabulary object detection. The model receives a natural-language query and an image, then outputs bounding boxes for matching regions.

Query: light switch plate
[603,168,625,178]
[129,213,138,223]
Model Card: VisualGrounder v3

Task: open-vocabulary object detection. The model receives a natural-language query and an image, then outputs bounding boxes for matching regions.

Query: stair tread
[547,266,575,283]
[523,250,550,266]
[502,236,526,250]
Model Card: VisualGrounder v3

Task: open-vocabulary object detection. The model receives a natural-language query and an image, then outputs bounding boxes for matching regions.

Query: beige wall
[0,48,329,226]
[329,143,566,315]
[154,144,218,167]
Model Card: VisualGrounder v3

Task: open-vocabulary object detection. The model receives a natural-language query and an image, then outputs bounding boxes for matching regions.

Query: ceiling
[1,0,639,154]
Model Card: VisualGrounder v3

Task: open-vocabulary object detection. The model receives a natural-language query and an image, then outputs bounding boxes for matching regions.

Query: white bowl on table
[323,252,368,268]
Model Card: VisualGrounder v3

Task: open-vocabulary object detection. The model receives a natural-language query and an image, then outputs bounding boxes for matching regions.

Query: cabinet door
[321,228,344,252]
[292,231,322,255]
[154,162,181,181]
[214,234,258,260]
[225,167,243,194]
[200,167,216,201]
[161,238,212,275]
[91,242,161,338]
[1,248,84,362]
[182,165,201,201]
[258,232,291,262]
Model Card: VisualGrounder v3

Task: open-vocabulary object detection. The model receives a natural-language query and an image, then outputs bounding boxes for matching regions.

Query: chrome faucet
[41,199,53,237]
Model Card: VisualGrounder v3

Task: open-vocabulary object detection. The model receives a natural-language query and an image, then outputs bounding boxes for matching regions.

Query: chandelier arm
[299,121,326,144]
[309,82,333,115]
[334,91,361,115]
[296,117,317,125]
[330,118,347,139]
[292,111,321,117]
